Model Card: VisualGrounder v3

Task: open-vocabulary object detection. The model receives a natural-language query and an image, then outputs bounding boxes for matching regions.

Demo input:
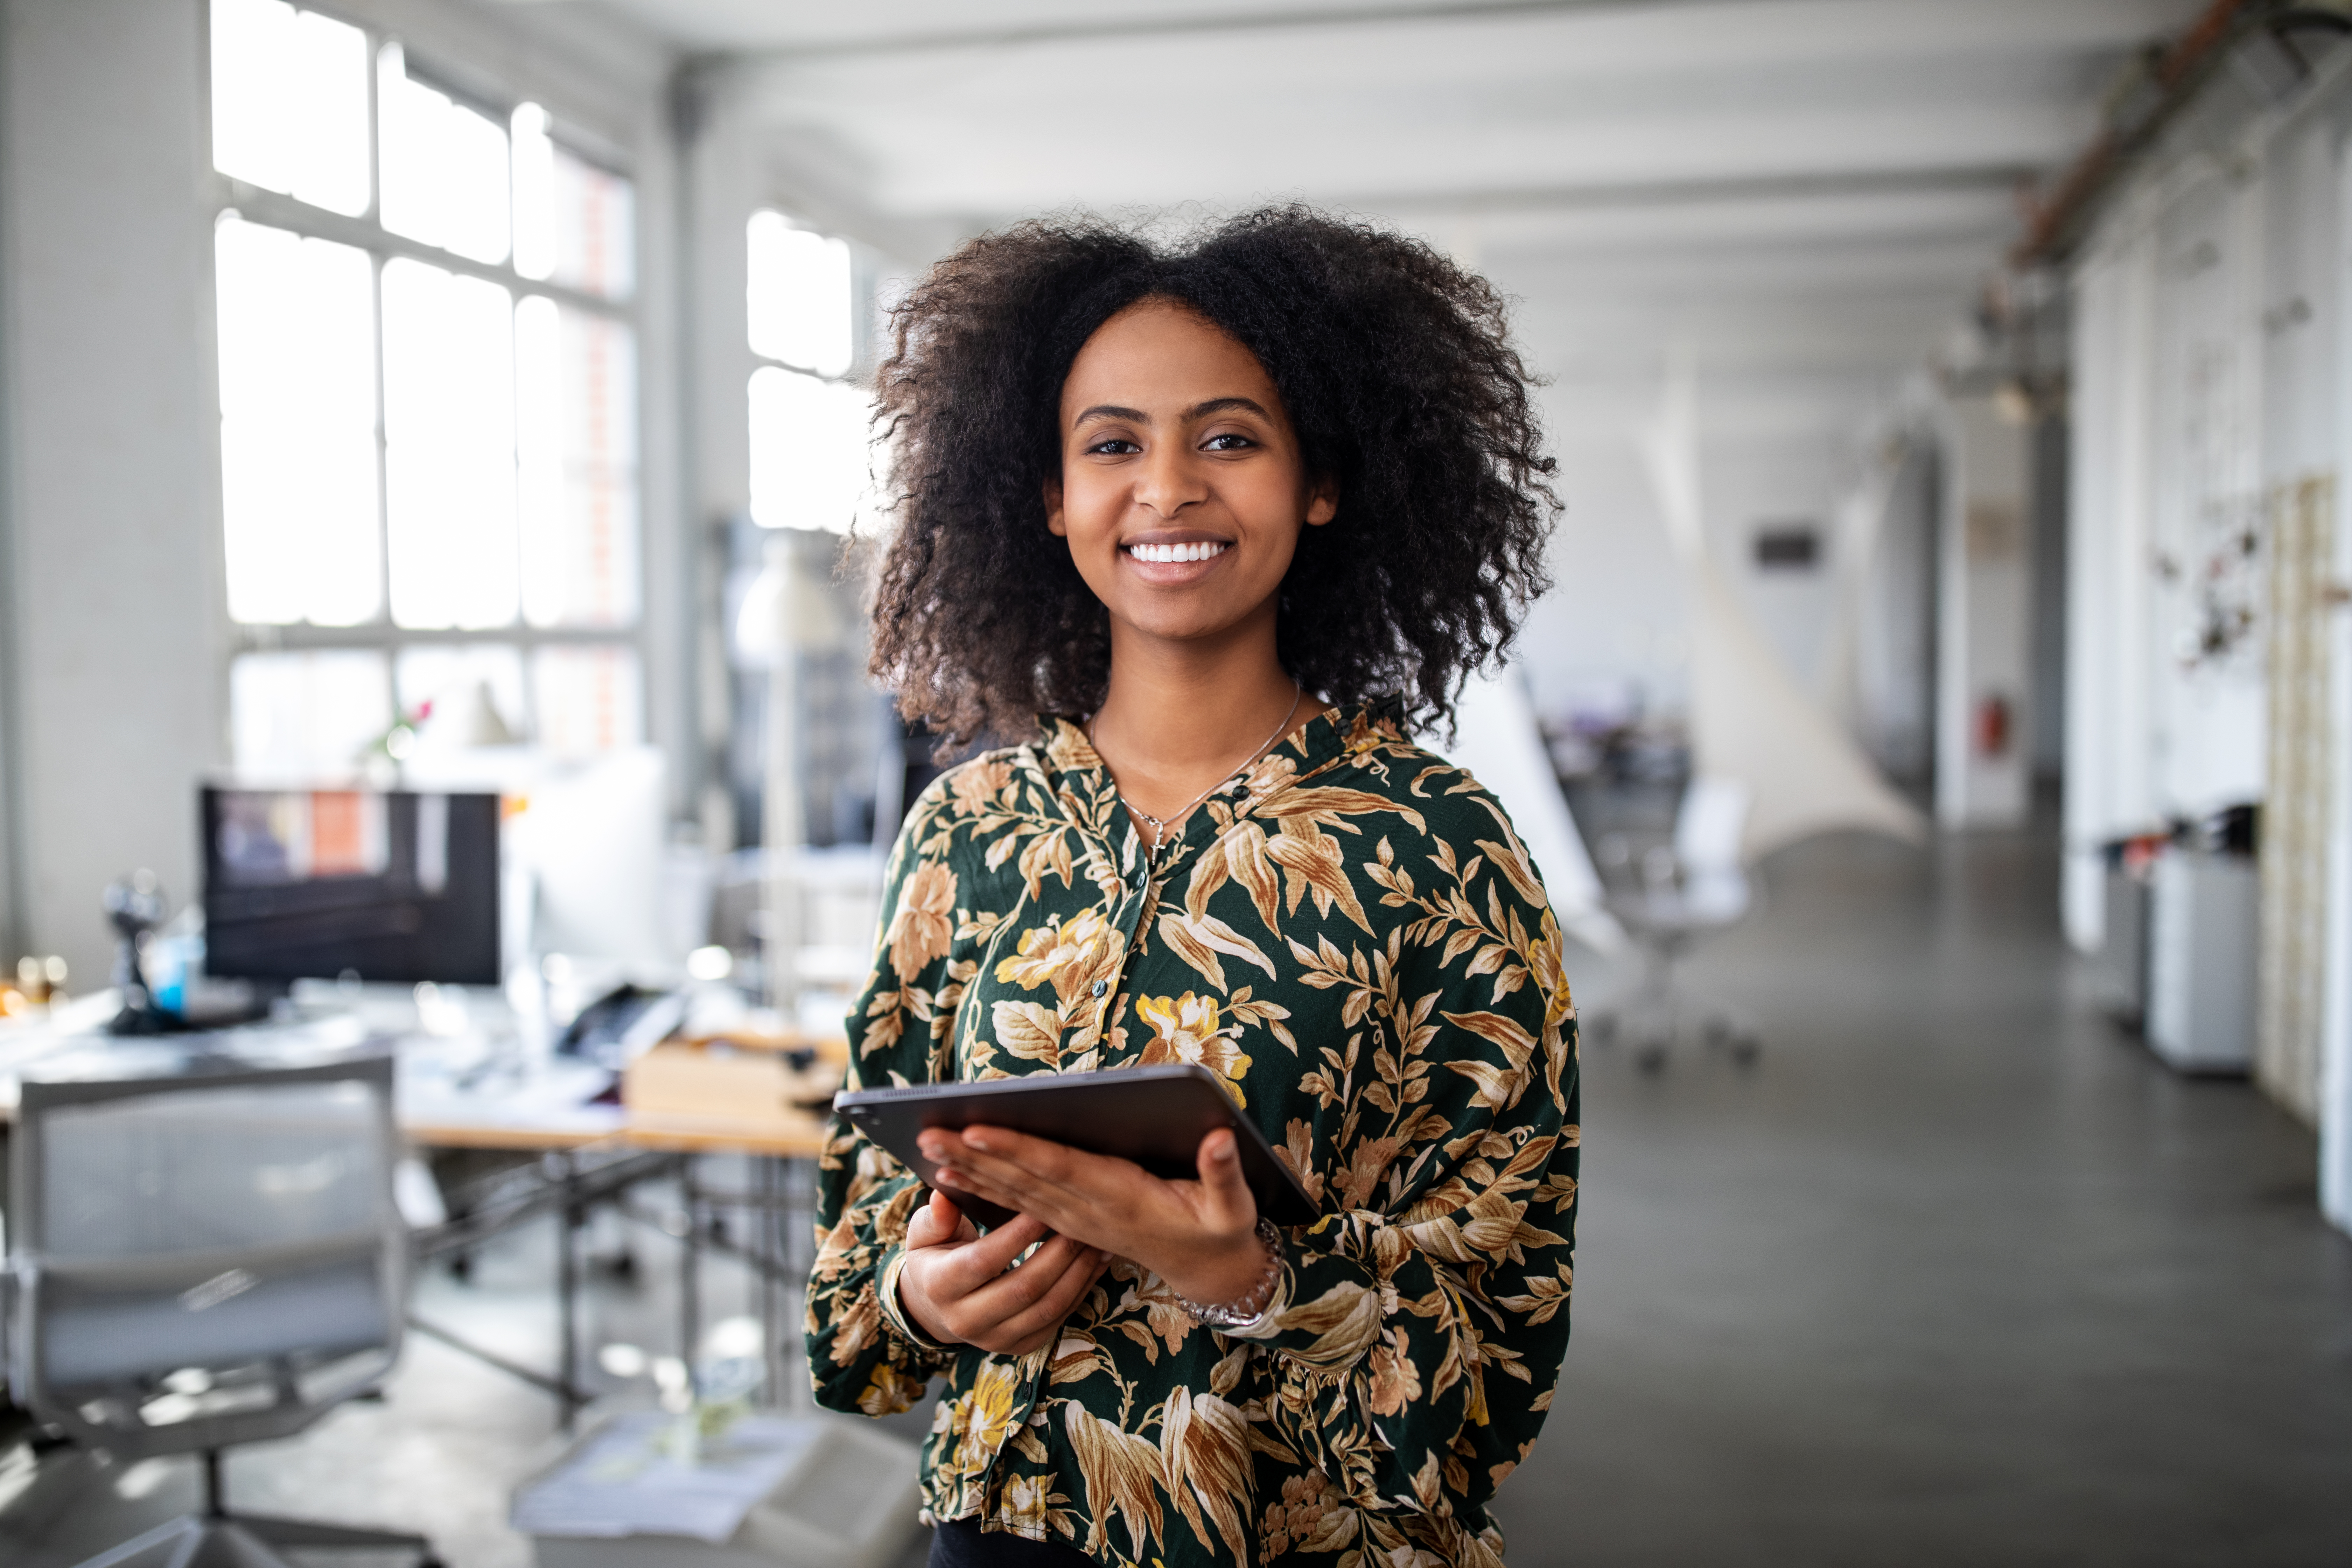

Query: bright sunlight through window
[210,9,644,773]
[378,43,510,266]
[748,368,875,534]
[513,104,635,302]
[746,211,852,377]
[210,0,370,216]
[746,211,870,534]
[215,216,380,625]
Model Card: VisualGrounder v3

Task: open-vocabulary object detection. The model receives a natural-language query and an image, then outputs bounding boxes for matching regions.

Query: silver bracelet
[1175,1216,1283,1329]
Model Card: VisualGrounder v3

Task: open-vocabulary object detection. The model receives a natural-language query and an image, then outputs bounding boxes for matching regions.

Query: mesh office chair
[1592,776,1762,1071]
[5,1054,441,1568]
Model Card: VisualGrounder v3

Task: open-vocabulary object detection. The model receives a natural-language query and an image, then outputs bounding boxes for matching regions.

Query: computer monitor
[201,787,501,986]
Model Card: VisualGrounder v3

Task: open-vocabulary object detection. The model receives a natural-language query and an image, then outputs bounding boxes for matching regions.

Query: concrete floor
[4,826,2348,1566]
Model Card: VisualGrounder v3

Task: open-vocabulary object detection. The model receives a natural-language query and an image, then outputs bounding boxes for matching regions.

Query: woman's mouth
[1126,540,1229,563]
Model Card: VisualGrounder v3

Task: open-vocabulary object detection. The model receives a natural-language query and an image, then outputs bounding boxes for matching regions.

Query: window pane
[747,212,852,377]
[512,105,636,302]
[211,0,370,217]
[216,215,380,625]
[382,257,518,629]
[378,44,510,266]
[231,650,392,779]
[518,296,639,628]
[532,644,642,756]
[395,643,527,742]
[748,367,874,534]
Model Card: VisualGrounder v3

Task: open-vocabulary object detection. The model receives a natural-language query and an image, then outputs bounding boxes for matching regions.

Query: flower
[858,1359,928,1417]
[1261,1469,1358,1557]
[993,908,1110,1007]
[996,1472,1054,1540]
[1135,992,1251,1100]
[938,1360,1022,1477]
[1365,1331,1422,1416]
[886,861,958,979]
[949,760,1014,817]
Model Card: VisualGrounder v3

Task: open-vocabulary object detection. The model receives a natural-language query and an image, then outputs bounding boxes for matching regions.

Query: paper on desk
[397,1055,620,1134]
[511,1412,821,1542]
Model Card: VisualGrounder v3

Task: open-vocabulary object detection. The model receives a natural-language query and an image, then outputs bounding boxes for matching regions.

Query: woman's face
[1046,300,1335,649]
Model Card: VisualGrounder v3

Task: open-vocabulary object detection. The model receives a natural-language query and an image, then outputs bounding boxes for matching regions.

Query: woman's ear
[1305,476,1339,527]
[1044,476,1068,538]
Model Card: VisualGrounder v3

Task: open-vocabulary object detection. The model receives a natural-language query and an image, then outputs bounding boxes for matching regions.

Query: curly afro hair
[865,204,1558,747]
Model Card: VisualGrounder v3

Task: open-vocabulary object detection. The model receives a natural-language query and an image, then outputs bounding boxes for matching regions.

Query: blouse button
[1090,979,1108,998]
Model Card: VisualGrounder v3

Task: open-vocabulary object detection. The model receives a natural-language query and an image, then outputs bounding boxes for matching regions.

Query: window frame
[202,0,649,752]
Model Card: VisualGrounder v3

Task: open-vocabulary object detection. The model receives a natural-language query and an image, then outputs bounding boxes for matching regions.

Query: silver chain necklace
[1091,684,1302,859]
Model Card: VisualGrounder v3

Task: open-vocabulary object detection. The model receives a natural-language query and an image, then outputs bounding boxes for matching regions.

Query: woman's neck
[1087,613,1323,821]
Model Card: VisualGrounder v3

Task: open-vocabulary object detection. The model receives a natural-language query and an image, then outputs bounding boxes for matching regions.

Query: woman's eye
[1203,433,1256,451]
[1087,438,1141,456]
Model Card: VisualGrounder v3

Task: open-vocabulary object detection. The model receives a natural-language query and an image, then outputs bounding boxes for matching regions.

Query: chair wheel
[1730,1035,1761,1066]
[1635,1040,1667,1074]
[418,1556,447,1568]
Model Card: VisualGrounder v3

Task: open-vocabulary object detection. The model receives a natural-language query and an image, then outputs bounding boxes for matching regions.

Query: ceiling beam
[1353,163,2032,215]
[714,0,1717,64]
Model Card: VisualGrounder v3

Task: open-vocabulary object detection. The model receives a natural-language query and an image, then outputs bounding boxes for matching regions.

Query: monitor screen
[201,788,501,985]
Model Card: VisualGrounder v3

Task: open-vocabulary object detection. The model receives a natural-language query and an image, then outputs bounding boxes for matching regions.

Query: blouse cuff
[878,1244,952,1355]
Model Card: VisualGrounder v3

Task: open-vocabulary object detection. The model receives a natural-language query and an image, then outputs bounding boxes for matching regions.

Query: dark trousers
[927,1518,1096,1567]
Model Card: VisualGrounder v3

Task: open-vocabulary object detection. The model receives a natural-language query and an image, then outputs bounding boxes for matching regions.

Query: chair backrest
[6,1054,405,1459]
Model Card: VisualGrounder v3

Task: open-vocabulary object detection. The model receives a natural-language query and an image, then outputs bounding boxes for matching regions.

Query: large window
[210,0,641,778]
[745,210,873,534]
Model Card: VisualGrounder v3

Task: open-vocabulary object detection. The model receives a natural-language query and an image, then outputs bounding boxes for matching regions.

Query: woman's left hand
[916,1124,1272,1311]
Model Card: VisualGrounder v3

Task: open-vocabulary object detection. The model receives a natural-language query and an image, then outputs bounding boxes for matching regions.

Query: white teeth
[1132,541,1226,563]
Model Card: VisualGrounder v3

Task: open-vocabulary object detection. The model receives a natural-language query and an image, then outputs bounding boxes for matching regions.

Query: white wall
[1,0,222,982]
[2063,59,2352,1234]
[1936,398,2033,828]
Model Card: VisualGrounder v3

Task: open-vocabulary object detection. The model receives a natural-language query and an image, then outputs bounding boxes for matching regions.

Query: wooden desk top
[397,1110,832,1159]
[0,998,840,1161]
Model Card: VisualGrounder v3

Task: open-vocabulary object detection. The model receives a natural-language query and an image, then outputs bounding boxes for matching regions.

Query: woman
[807,206,1578,1568]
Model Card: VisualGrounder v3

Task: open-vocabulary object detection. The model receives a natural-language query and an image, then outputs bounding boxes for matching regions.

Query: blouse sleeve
[1227,823,1580,1547]
[804,780,969,1417]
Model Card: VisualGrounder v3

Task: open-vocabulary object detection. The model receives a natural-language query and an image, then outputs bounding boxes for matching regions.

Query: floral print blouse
[806,699,1580,1567]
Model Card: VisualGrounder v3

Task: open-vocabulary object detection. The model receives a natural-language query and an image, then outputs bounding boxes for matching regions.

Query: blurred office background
[1,1,2350,1565]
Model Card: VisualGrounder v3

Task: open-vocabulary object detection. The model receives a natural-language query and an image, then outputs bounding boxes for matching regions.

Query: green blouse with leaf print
[805,698,1580,1568]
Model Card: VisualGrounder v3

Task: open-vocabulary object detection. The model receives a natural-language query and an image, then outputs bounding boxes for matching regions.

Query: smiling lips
[1127,540,1229,563]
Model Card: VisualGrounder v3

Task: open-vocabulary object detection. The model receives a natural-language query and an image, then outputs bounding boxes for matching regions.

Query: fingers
[925,1125,1158,1244]
[1195,1128,1259,1231]
[903,1186,967,1251]
[926,1125,1112,1208]
[937,1233,1093,1348]
[930,1212,1050,1296]
[966,1240,1110,1354]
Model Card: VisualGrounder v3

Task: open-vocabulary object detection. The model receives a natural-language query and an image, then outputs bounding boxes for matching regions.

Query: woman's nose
[1133,444,1206,518]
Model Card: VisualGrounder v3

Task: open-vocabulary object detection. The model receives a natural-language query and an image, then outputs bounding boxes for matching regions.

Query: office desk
[0,996,844,1422]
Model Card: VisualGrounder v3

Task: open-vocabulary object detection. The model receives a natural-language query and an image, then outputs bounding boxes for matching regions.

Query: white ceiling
[495,0,2211,696]
[534,0,2204,453]
[589,0,2196,374]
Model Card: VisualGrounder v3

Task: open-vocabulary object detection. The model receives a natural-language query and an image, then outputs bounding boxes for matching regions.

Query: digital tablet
[834,1063,1318,1230]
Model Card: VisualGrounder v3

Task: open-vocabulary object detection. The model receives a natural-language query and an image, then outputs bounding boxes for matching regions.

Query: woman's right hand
[895,1188,1109,1354]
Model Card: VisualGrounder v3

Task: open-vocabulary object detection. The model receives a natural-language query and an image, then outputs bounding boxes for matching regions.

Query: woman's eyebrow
[1188,396,1270,420]
[1072,403,1148,426]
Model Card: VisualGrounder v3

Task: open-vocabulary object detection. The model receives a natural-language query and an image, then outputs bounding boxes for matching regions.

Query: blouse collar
[1035,694,1408,851]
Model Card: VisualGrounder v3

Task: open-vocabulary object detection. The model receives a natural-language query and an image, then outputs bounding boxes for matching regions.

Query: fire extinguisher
[1974,694,2011,758]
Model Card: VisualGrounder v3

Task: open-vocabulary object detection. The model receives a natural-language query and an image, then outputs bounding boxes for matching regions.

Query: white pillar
[0,0,224,979]
[1935,399,2034,829]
